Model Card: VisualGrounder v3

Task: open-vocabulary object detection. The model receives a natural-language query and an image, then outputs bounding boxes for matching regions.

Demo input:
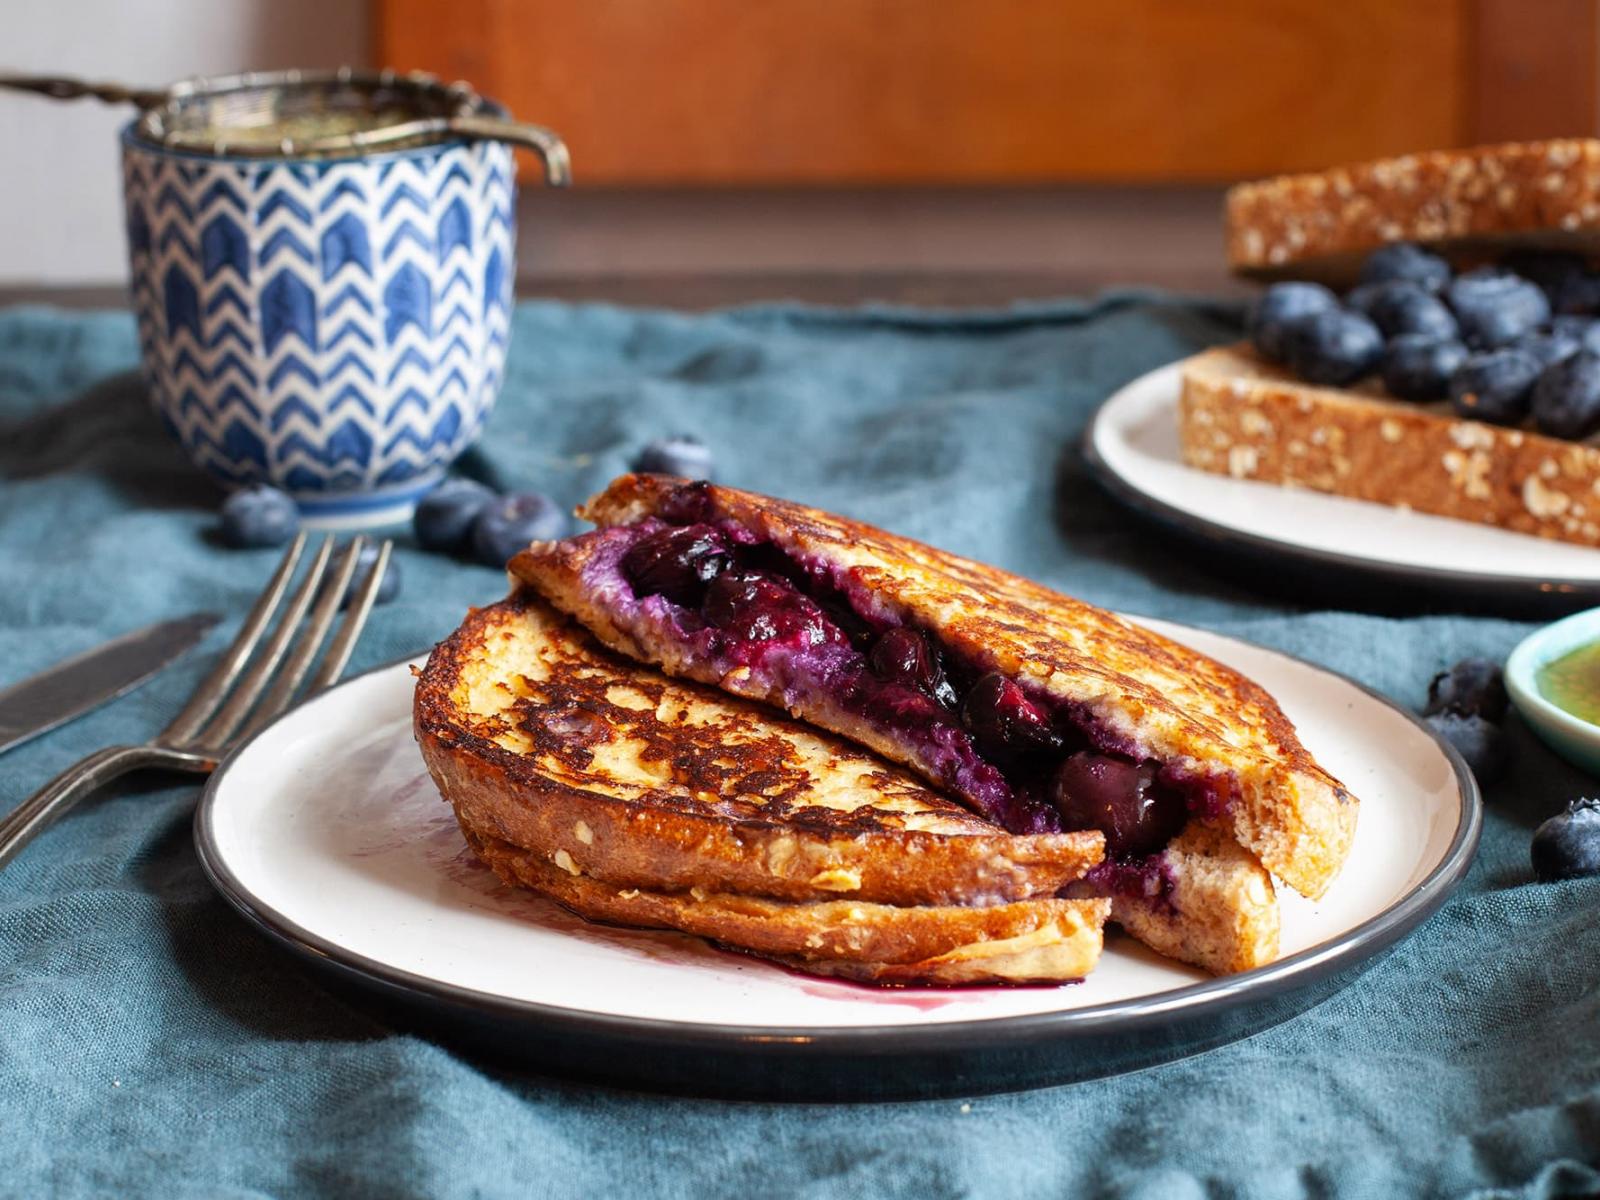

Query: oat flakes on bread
[414,593,1111,984]
[1227,138,1600,284]
[1180,344,1600,546]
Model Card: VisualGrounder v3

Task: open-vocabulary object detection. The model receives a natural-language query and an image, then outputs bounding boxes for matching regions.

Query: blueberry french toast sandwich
[1183,138,1600,545]
[496,474,1359,976]
[415,592,1110,985]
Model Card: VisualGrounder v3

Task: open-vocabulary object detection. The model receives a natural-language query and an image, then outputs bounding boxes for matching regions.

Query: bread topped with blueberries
[1181,140,1600,544]
[416,592,1113,985]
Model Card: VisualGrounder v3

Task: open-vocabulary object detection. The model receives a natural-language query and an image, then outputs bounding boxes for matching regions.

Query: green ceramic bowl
[1507,605,1600,776]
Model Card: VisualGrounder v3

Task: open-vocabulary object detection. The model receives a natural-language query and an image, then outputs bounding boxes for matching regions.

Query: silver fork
[0,532,392,869]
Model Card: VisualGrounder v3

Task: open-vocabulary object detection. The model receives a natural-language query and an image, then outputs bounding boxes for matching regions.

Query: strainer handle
[0,72,166,110]
[447,114,572,186]
[198,111,574,185]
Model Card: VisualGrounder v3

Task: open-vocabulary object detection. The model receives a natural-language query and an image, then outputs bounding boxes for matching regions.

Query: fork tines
[159,534,392,758]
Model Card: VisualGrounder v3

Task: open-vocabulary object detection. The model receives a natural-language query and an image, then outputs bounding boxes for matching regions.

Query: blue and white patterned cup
[120,80,565,527]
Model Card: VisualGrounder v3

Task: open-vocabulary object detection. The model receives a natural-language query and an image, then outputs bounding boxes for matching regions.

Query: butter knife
[0,613,218,756]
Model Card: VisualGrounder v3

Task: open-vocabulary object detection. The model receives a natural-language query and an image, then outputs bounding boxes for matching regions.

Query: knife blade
[0,613,219,756]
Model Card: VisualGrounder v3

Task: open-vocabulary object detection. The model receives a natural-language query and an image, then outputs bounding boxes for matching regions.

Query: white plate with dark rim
[1084,361,1600,615]
[194,617,1479,1100]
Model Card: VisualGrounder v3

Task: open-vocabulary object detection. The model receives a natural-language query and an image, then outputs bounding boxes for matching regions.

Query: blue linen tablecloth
[2,296,1598,1199]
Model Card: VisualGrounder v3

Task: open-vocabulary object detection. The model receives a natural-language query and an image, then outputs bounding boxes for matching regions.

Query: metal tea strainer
[0,67,570,184]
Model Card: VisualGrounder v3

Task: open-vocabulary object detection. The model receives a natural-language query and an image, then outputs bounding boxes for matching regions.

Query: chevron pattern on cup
[122,131,516,515]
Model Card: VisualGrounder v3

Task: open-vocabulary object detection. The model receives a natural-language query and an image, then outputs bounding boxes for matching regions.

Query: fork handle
[0,745,179,870]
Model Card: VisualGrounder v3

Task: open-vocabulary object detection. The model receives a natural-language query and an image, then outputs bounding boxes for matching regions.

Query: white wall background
[0,0,369,285]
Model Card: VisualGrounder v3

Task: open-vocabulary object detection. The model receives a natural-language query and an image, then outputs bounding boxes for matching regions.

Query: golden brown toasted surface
[1180,344,1600,548]
[464,826,1110,985]
[1225,138,1600,283]
[511,474,1356,900]
[415,594,1103,906]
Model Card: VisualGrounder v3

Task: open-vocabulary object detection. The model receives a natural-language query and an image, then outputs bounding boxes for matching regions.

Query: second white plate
[1085,360,1600,611]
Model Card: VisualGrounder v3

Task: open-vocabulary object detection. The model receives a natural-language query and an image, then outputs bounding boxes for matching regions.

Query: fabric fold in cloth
[1,298,1597,1199]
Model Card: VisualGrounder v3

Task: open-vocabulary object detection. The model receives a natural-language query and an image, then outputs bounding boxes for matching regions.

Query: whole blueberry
[1247,282,1340,363]
[869,628,936,689]
[1513,329,1582,369]
[413,478,497,554]
[700,569,834,646]
[1423,657,1507,721]
[470,492,571,567]
[1050,752,1186,859]
[1446,267,1552,348]
[1553,272,1600,316]
[1551,315,1600,355]
[1357,242,1452,292]
[1284,308,1384,386]
[1531,799,1600,882]
[1449,349,1541,425]
[961,673,1065,760]
[1424,711,1507,780]
[621,524,730,606]
[867,628,958,709]
[1532,350,1600,440]
[332,542,401,609]
[1382,334,1469,402]
[219,485,299,549]
[1502,250,1600,314]
[1348,280,1459,340]
[633,435,714,480]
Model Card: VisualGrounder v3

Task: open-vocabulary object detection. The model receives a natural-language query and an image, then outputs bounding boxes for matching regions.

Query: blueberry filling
[594,498,1216,861]
[1051,753,1187,858]
[620,524,732,607]
[868,627,959,710]
[701,568,843,649]
[961,673,1066,762]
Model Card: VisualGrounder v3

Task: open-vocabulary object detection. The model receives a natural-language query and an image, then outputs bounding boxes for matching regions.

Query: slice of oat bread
[1180,344,1600,547]
[1226,139,1600,284]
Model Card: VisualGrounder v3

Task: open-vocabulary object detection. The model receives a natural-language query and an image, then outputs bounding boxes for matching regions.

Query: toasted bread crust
[1226,138,1600,283]
[416,595,1103,908]
[1179,344,1600,547]
[512,475,1355,901]
[464,826,1109,985]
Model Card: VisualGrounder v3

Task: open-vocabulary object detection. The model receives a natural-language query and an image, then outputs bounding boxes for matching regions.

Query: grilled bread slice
[510,475,1354,907]
[1180,343,1600,547]
[465,828,1109,985]
[1226,138,1600,284]
[415,593,1109,984]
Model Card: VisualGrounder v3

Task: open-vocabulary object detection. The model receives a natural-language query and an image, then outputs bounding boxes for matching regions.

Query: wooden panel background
[379,0,1595,186]
[1469,0,1600,143]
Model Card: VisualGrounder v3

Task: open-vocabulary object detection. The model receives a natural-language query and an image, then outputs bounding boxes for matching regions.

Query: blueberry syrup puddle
[584,484,1232,890]
[718,944,1083,998]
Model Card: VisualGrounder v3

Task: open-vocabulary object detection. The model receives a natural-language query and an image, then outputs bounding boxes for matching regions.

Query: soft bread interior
[1097,823,1280,976]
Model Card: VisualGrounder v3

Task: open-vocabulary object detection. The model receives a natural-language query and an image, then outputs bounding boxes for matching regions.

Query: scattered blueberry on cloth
[2,298,1599,1199]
